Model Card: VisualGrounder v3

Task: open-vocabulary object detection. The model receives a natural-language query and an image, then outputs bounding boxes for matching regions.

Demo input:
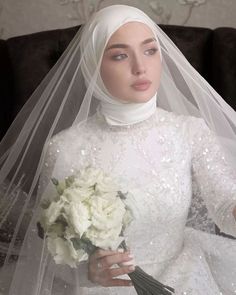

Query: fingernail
[128,265,135,271]
[117,248,124,253]
[128,254,134,259]
[121,259,135,266]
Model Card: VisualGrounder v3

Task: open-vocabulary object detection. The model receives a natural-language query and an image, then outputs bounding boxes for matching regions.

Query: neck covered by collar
[97,94,157,126]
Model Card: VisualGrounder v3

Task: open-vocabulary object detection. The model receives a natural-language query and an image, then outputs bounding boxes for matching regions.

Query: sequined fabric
[40,108,236,295]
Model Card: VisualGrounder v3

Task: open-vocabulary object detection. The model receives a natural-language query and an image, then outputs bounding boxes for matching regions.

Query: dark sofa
[0,24,236,140]
[0,24,236,238]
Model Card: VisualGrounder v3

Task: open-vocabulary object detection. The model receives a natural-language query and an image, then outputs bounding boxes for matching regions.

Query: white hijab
[80,5,162,126]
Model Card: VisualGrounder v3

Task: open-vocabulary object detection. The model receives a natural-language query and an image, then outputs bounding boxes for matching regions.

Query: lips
[131,79,151,91]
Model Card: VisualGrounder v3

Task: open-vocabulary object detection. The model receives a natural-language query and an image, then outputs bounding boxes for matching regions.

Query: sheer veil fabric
[0,4,236,295]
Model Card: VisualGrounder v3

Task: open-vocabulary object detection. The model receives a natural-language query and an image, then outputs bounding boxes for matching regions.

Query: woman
[0,4,236,295]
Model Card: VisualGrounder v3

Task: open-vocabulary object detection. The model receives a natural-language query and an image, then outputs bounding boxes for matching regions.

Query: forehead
[107,22,155,44]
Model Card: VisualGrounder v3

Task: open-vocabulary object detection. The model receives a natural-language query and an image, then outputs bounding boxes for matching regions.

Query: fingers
[119,258,135,267]
[88,248,135,287]
[100,278,133,287]
[90,249,134,269]
[109,264,135,278]
[100,252,134,269]
[90,265,134,287]
[91,248,126,259]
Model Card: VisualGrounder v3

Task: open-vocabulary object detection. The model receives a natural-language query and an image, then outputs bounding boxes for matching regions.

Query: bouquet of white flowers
[38,166,174,294]
[38,166,133,267]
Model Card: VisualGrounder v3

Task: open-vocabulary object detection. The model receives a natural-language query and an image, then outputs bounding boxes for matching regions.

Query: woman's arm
[187,117,236,237]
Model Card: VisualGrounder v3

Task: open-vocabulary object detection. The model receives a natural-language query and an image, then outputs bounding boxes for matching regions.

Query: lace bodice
[39,108,236,289]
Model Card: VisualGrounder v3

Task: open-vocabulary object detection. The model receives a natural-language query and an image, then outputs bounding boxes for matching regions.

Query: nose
[131,54,146,76]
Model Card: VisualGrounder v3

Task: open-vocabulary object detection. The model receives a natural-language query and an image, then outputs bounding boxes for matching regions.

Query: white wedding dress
[2,108,236,295]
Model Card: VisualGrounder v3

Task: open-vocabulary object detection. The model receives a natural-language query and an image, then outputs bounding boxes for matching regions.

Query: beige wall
[0,0,235,39]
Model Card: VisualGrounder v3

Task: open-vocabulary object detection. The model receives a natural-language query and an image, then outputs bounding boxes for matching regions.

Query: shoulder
[40,119,95,180]
[155,107,207,130]
[45,117,96,153]
[154,108,212,142]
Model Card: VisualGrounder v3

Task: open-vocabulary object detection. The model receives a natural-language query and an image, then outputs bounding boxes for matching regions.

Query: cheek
[151,61,162,88]
[100,62,126,93]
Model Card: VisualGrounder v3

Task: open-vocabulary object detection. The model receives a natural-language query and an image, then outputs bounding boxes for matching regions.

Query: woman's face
[100,22,162,103]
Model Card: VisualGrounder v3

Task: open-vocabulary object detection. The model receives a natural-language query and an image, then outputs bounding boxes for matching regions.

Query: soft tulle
[2,108,235,295]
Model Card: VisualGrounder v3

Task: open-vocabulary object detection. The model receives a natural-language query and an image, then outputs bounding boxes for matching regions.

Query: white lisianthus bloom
[65,202,91,237]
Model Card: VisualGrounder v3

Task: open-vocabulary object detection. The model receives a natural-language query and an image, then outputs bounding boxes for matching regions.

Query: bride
[0,5,236,295]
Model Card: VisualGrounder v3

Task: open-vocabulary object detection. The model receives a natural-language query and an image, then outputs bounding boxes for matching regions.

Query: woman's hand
[88,248,135,287]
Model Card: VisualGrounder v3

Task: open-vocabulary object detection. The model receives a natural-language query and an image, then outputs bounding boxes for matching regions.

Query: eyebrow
[106,37,157,51]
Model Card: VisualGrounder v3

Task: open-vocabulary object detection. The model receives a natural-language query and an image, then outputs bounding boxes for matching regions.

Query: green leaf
[117,191,128,200]
[51,177,59,186]
[71,237,97,254]
[71,238,82,250]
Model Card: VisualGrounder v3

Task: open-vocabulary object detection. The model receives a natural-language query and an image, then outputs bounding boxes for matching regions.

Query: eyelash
[111,47,158,61]
[145,48,158,56]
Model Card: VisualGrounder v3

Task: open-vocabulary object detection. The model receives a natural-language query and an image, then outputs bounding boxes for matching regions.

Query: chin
[116,89,156,103]
[132,93,155,103]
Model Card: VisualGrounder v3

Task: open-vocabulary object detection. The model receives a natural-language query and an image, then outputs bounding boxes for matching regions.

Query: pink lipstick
[131,79,151,91]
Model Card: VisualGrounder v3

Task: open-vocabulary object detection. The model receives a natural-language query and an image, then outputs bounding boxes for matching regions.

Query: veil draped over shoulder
[0,4,236,295]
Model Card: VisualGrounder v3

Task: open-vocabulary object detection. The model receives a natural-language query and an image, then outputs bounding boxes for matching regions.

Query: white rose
[47,237,87,267]
[65,202,91,237]
[83,195,126,249]
[86,224,124,250]
[47,237,76,267]
[96,191,117,201]
[95,176,119,193]
[63,186,93,202]
[90,195,126,231]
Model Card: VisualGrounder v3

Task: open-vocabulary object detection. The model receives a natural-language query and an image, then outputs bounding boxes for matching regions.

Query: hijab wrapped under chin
[80,5,162,126]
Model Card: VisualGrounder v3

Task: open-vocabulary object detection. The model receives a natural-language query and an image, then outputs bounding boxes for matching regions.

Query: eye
[111,53,128,61]
[144,48,158,56]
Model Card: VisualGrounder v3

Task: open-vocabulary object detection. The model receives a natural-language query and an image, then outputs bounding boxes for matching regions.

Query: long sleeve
[187,117,236,238]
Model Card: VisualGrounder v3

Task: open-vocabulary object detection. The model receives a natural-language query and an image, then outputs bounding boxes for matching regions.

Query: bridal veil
[0,4,235,294]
